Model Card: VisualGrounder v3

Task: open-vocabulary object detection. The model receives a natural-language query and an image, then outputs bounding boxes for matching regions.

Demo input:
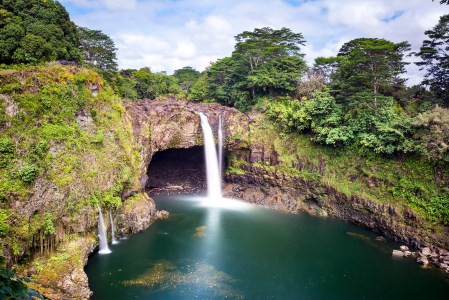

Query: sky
[60,0,449,85]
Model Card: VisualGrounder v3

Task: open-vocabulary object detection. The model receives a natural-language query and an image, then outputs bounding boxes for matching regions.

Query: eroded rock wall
[125,98,249,192]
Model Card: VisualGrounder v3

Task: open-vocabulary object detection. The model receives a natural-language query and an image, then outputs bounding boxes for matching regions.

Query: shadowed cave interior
[146,146,211,195]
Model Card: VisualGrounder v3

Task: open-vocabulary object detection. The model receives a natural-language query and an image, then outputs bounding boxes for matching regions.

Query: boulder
[392,250,404,257]
[417,256,429,265]
[156,210,169,219]
[404,251,413,257]
[421,247,431,256]
[400,245,409,251]
[437,248,449,256]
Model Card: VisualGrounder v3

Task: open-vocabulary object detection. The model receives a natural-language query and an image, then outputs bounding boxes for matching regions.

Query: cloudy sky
[60,0,449,84]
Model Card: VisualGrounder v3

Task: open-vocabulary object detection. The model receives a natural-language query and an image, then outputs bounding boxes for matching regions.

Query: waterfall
[98,207,111,254]
[218,114,224,182]
[199,113,222,199]
[109,208,118,244]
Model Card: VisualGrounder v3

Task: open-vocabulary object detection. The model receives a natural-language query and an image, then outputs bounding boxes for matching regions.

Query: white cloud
[102,0,137,11]
[61,0,449,82]
[174,41,197,59]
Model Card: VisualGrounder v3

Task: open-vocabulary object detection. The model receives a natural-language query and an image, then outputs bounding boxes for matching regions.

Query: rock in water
[392,250,404,257]
[421,247,431,256]
[417,256,429,266]
[400,245,409,251]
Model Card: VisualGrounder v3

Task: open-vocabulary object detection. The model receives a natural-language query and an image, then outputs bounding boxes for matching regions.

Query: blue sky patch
[382,11,404,23]
[283,0,317,7]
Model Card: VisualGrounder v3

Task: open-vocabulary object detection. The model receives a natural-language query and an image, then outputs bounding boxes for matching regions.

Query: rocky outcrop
[26,236,96,300]
[120,192,168,234]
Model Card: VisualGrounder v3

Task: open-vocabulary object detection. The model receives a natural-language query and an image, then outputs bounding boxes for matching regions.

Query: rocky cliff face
[125,98,249,192]
[221,114,449,251]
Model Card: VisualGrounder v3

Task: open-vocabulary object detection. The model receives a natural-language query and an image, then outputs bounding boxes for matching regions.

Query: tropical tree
[77,26,118,74]
[232,27,307,99]
[415,14,449,107]
[203,57,248,107]
[334,38,411,102]
[313,56,341,84]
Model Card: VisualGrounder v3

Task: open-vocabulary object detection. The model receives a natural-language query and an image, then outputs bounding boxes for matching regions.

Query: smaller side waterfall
[199,113,222,199]
[98,207,111,254]
[218,114,224,181]
[109,208,118,244]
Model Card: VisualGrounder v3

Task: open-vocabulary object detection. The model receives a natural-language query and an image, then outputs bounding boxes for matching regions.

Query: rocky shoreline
[393,245,449,274]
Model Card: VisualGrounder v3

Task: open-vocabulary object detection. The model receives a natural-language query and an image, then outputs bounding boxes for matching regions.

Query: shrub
[0,137,15,154]
[42,213,55,236]
[20,163,38,183]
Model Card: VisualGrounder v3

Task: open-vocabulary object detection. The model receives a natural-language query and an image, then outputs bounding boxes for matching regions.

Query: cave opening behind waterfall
[146,146,218,196]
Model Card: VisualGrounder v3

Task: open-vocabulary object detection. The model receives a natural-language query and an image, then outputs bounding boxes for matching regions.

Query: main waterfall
[199,113,222,199]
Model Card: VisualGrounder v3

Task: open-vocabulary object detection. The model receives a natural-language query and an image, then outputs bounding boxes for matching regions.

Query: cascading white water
[109,208,118,244]
[199,113,222,199]
[98,207,111,254]
[218,114,224,181]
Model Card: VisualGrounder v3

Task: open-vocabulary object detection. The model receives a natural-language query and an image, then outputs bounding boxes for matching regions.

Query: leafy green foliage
[0,137,14,154]
[42,213,55,235]
[415,14,449,107]
[0,265,29,300]
[188,74,209,102]
[173,66,200,94]
[113,67,182,99]
[20,163,38,183]
[413,106,449,162]
[0,0,82,64]
[267,91,412,155]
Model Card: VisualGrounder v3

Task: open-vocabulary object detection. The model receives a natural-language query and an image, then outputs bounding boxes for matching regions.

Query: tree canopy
[334,38,411,98]
[195,27,307,110]
[173,66,201,93]
[113,67,181,99]
[0,0,81,64]
[415,14,449,107]
[77,26,118,74]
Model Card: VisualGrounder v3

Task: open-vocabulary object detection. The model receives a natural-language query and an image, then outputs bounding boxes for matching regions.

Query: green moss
[227,166,245,175]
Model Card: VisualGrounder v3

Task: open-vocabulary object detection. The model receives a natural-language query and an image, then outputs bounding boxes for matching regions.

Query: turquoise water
[85,196,449,299]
